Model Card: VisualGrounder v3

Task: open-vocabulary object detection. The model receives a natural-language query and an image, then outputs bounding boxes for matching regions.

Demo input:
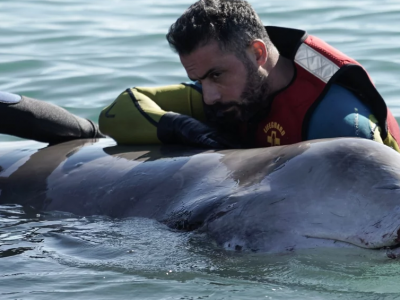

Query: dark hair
[166,0,272,56]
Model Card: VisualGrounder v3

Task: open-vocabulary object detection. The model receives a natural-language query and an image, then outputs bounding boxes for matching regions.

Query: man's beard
[204,57,270,133]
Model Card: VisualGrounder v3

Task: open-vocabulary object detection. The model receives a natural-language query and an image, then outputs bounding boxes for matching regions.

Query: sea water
[1,0,400,299]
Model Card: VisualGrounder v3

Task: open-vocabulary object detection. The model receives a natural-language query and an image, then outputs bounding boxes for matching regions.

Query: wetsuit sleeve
[0,92,103,144]
[307,84,384,143]
[99,83,205,144]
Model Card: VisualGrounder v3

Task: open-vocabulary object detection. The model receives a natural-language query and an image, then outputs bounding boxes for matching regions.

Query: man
[98,0,400,151]
[1,0,399,151]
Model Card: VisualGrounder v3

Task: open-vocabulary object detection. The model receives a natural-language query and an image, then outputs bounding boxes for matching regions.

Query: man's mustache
[206,102,242,120]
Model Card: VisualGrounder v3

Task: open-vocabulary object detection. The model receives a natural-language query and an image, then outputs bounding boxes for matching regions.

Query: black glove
[0,95,105,144]
[157,112,240,149]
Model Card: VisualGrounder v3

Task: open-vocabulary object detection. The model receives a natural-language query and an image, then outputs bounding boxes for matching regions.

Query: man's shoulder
[307,84,374,140]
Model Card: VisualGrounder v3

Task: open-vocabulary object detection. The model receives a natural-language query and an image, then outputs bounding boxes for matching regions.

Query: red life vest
[254,27,400,150]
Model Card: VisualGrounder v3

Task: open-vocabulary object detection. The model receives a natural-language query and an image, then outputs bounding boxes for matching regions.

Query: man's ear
[249,39,268,66]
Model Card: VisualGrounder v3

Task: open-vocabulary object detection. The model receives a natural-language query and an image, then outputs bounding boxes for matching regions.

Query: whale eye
[235,245,243,251]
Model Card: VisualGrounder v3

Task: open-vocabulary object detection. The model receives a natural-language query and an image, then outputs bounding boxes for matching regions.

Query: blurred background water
[1,0,400,299]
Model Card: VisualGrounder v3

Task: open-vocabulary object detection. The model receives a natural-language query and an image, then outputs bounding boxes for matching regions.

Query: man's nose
[202,84,221,105]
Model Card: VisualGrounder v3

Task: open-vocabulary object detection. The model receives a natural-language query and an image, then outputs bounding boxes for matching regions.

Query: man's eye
[211,73,221,79]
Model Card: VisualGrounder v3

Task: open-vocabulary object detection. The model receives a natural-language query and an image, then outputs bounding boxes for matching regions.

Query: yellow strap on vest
[384,133,400,152]
[99,84,204,144]
[369,114,400,152]
[369,114,384,144]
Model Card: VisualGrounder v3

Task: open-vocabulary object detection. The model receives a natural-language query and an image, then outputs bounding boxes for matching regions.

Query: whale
[1,137,400,255]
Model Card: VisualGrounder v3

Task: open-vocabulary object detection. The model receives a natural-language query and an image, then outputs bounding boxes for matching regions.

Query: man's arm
[98,83,236,148]
[98,83,205,144]
[0,84,231,148]
[306,84,383,143]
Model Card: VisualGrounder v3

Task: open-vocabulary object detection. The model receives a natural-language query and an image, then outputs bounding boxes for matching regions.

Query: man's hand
[157,112,239,149]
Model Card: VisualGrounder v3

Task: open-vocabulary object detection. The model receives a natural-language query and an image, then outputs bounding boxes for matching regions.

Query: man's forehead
[180,41,222,64]
[179,41,236,77]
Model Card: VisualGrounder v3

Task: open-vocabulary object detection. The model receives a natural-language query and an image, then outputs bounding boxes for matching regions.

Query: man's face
[180,41,268,127]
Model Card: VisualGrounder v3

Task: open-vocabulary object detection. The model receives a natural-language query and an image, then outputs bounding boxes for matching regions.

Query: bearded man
[98,0,400,150]
[1,0,399,151]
